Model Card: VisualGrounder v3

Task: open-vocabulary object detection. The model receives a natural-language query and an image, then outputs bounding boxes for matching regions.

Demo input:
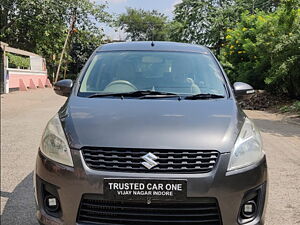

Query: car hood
[61,97,244,153]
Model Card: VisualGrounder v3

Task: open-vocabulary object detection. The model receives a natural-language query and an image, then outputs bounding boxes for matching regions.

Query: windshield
[79,51,227,97]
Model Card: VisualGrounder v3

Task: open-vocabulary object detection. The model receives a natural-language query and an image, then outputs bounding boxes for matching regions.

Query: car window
[79,51,227,96]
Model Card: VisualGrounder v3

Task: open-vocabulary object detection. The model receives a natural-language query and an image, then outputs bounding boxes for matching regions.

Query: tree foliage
[1,0,299,97]
[172,0,280,54]
[117,8,170,41]
[6,52,30,68]
[68,30,103,76]
[171,0,299,97]
[221,0,300,97]
[0,0,110,79]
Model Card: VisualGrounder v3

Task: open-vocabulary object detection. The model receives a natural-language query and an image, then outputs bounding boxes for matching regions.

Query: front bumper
[34,149,268,225]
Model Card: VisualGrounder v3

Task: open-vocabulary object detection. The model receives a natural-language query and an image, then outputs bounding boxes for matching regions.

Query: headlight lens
[228,117,264,171]
[40,114,73,167]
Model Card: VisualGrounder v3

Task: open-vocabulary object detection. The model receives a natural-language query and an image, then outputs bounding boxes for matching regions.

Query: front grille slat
[84,154,217,161]
[77,196,222,225]
[81,203,218,212]
[83,148,218,156]
[84,159,216,167]
[79,216,220,224]
[82,148,219,173]
[80,208,219,217]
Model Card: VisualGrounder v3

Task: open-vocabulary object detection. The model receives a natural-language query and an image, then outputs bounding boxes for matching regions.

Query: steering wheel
[103,80,138,93]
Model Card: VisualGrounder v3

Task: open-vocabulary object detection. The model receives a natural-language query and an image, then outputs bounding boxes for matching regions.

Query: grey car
[34,41,267,225]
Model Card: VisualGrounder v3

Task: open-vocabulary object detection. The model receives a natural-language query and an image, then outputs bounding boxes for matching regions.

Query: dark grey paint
[98,41,210,53]
[59,41,245,152]
[61,97,244,153]
[35,149,267,225]
[35,41,267,225]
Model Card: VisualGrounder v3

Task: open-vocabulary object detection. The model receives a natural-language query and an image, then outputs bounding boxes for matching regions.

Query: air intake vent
[81,148,219,173]
[77,195,222,225]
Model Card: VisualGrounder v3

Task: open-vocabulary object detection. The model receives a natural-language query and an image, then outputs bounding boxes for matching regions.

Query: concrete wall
[1,42,51,93]
[7,69,49,90]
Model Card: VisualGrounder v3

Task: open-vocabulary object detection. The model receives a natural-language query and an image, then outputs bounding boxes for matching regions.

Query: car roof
[96,41,210,54]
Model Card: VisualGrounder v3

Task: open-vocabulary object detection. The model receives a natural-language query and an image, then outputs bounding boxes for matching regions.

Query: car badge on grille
[141,153,158,169]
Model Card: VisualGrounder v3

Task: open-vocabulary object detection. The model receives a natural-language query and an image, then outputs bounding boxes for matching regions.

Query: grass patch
[280,101,300,115]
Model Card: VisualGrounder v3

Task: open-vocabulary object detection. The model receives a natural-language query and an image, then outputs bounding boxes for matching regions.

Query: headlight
[228,117,264,171]
[40,114,73,167]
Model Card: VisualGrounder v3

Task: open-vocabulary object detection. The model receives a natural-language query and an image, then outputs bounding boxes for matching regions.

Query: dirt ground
[1,89,300,225]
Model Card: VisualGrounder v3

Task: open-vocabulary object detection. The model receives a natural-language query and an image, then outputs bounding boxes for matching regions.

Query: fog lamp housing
[238,183,267,224]
[44,195,60,212]
[35,175,62,218]
[241,200,257,218]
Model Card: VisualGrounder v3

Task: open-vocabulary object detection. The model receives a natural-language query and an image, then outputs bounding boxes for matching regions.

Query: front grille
[81,147,219,173]
[77,195,222,225]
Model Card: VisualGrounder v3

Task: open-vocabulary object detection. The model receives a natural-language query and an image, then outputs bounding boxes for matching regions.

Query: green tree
[221,0,300,97]
[0,0,110,79]
[68,29,103,76]
[172,0,280,55]
[265,0,300,97]
[117,8,170,41]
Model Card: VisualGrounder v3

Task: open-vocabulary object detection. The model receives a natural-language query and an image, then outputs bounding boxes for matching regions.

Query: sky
[96,0,182,39]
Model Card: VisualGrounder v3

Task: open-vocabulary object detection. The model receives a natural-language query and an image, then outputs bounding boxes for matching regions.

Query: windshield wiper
[88,90,180,99]
[185,93,225,100]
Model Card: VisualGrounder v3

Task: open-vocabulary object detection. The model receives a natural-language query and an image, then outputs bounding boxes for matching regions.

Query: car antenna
[151,39,155,47]
[150,24,155,47]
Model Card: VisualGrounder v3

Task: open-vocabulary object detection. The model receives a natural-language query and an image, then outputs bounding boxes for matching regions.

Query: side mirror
[54,79,73,97]
[233,82,255,97]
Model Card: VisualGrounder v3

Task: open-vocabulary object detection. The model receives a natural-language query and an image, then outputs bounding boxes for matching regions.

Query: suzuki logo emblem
[141,153,158,169]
